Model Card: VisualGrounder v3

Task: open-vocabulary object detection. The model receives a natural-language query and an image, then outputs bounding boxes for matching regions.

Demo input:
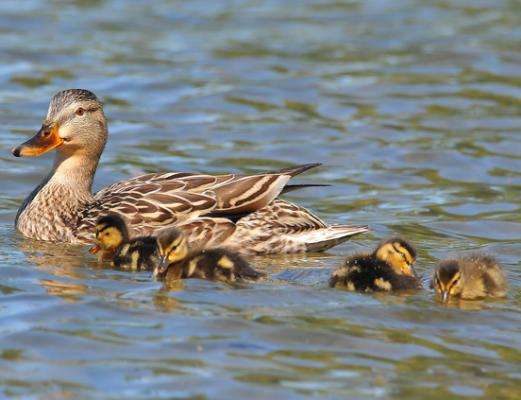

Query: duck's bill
[153,257,169,278]
[441,291,449,303]
[12,124,63,157]
[89,244,101,254]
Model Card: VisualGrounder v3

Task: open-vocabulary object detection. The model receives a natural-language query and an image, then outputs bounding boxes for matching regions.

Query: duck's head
[154,228,189,278]
[374,237,417,276]
[433,260,464,303]
[12,89,107,159]
[90,213,129,254]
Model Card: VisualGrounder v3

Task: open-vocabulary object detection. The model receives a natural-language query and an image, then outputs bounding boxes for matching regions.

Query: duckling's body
[330,238,420,292]
[92,213,159,271]
[154,228,264,284]
[432,254,507,302]
[111,237,158,271]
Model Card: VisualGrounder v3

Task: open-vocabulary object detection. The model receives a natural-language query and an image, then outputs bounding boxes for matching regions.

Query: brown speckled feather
[74,169,313,244]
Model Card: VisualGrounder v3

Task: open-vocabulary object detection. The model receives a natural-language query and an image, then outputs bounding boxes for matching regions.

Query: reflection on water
[0,0,520,398]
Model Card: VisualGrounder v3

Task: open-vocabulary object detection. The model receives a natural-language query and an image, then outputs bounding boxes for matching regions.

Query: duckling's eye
[75,107,85,116]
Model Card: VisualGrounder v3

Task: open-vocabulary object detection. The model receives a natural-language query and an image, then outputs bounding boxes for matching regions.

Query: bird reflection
[39,279,87,303]
[15,236,95,302]
[153,287,184,312]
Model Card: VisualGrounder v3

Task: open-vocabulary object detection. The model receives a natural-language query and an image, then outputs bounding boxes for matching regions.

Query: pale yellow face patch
[376,242,414,276]
[96,226,123,250]
[446,271,463,297]
[166,238,189,264]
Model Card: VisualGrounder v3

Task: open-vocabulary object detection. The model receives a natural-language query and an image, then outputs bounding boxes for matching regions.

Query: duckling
[153,228,264,284]
[90,213,158,271]
[431,254,507,302]
[329,237,420,292]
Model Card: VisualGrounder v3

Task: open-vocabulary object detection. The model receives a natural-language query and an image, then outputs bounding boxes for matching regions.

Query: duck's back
[113,237,158,271]
[462,255,507,298]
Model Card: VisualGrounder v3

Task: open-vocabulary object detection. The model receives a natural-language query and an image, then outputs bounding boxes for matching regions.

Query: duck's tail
[299,224,370,252]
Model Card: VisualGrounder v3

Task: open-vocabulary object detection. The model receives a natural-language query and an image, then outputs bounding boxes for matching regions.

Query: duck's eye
[75,107,85,116]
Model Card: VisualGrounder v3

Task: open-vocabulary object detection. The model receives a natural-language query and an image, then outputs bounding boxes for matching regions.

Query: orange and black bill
[11,124,62,157]
[89,244,101,254]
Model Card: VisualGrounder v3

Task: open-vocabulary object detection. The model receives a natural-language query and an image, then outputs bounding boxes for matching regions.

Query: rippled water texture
[0,0,520,398]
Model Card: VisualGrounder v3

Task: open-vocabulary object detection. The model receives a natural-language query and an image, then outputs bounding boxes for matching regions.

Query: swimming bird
[90,213,158,271]
[11,89,368,253]
[431,254,507,302]
[329,238,420,292]
[153,228,264,284]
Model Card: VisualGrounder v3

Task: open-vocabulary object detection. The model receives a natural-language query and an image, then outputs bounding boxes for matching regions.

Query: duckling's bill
[153,256,170,278]
[89,244,101,254]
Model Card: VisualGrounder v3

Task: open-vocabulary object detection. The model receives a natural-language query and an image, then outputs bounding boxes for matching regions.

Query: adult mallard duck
[11,89,369,254]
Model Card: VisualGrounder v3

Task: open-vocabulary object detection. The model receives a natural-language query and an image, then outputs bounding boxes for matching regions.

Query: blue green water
[0,1,520,398]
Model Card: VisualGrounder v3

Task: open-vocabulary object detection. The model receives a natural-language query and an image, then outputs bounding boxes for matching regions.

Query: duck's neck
[15,150,102,242]
[48,150,100,193]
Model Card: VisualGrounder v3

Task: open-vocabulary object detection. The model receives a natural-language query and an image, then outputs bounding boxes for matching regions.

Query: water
[0,0,520,398]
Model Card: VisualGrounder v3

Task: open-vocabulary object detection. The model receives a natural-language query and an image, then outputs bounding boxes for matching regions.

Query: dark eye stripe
[97,226,112,234]
[392,244,409,262]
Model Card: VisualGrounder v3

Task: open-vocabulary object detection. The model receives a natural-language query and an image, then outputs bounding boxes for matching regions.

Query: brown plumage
[431,254,507,302]
[153,228,264,284]
[330,237,420,293]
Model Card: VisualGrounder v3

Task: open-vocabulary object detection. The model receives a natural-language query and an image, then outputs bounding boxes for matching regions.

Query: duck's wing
[232,199,369,254]
[95,172,234,197]
[76,183,217,239]
[76,164,322,242]
[95,163,321,215]
[175,217,237,251]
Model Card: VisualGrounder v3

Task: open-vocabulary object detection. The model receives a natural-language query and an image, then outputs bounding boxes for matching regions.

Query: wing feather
[76,164,323,243]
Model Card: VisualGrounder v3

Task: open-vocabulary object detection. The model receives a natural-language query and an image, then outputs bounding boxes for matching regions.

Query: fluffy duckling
[329,237,420,292]
[90,213,158,271]
[431,254,507,302]
[153,228,264,284]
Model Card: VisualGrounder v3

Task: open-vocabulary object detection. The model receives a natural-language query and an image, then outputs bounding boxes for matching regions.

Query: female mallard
[153,228,264,284]
[12,89,368,254]
[431,254,507,302]
[329,238,421,292]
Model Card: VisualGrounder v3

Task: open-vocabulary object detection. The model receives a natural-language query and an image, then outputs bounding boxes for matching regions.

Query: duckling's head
[93,213,129,251]
[154,228,189,277]
[12,89,107,159]
[433,260,464,302]
[374,237,417,276]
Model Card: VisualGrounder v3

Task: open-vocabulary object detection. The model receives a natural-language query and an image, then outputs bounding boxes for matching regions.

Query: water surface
[0,0,520,398]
